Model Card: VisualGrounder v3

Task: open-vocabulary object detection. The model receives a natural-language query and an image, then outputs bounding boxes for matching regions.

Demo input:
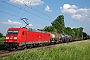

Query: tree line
[43,15,90,39]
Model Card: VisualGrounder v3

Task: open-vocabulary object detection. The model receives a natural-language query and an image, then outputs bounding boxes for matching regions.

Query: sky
[0,0,90,35]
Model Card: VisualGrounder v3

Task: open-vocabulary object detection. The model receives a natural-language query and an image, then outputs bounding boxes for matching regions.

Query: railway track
[0,50,12,58]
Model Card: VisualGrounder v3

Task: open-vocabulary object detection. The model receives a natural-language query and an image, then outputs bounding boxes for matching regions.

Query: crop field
[0,40,90,60]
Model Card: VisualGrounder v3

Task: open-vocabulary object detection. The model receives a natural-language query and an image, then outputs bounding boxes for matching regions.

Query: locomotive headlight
[6,37,9,39]
[14,37,17,39]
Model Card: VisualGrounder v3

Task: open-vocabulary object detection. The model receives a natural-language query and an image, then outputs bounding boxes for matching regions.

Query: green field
[0,37,4,44]
[0,37,5,50]
[1,40,90,60]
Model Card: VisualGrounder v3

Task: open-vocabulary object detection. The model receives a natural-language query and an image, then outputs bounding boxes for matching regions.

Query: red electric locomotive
[4,18,51,50]
[4,27,50,50]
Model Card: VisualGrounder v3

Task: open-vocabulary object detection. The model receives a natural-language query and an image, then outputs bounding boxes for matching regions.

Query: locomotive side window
[7,30,18,34]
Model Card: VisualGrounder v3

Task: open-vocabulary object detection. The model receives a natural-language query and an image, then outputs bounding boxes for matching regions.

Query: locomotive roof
[8,27,49,33]
[8,27,26,30]
[27,28,49,33]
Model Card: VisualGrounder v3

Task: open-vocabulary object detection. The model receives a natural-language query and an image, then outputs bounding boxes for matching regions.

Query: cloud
[60,4,90,20]
[45,5,52,12]
[9,0,44,6]
[2,19,33,26]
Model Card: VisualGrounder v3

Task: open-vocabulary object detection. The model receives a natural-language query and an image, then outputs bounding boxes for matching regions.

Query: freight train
[4,27,84,50]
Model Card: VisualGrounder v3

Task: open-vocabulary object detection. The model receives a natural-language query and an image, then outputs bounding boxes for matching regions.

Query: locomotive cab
[4,28,27,50]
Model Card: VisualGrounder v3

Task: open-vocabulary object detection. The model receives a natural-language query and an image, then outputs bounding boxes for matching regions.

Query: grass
[0,37,5,50]
[1,40,90,60]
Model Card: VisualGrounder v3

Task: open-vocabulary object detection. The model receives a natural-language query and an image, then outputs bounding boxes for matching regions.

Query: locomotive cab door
[22,31,27,44]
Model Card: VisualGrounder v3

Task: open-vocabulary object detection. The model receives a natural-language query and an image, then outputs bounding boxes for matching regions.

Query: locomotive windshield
[7,30,18,34]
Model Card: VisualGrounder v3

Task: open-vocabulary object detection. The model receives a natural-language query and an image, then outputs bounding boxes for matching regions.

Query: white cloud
[9,0,44,6]
[71,14,83,19]
[60,4,90,20]
[2,19,33,26]
[45,5,52,12]
[28,24,33,26]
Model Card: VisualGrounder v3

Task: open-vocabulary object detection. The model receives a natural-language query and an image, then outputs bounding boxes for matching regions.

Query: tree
[87,35,90,39]
[51,15,65,33]
[0,33,3,37]
[71,29,75,37]
[72,28,79,38]
[78,27,83,37]
[83,32,87,40]
[64,27,72,35]
[71,27,83,38]
[44,26,57,32]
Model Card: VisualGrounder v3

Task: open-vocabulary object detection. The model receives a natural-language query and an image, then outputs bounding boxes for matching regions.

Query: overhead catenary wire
[2,1,51,22]
[0,10,46,25]
[0,4,46,25]
[18,1,54,19]
[30,7,54,19]
[0,11,20,18]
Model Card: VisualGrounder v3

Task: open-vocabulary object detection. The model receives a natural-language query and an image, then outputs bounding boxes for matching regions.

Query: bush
[0,33,3,37]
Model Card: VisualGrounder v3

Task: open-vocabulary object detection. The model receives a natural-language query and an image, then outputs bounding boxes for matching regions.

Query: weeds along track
[0,43,61,58]
[0,40,82,58]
